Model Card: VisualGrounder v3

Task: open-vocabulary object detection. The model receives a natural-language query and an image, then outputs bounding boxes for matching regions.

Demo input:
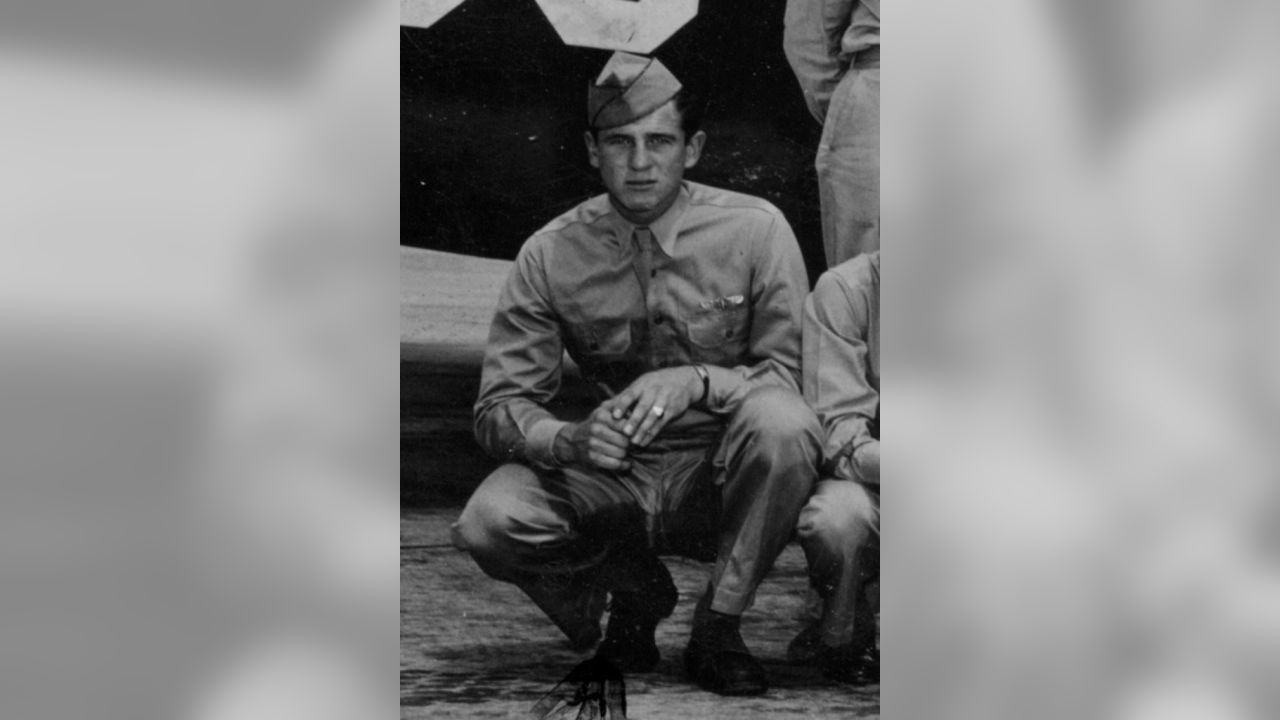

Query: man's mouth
[626,180,656,189]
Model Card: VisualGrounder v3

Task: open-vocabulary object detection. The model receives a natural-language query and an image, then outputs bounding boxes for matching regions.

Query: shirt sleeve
[473,240,570,469]
[702,213,808,415]
[783,0,857,123]
[803,268,879,484]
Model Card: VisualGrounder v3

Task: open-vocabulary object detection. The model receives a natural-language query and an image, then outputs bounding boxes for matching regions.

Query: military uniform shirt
[803,251,879,484]
[475,181,810,468]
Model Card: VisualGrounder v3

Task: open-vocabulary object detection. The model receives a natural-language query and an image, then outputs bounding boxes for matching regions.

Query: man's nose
[628,145,653,170]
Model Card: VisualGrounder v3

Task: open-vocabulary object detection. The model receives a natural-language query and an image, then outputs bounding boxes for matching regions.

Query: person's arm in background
[803,265,879,484]
[783,0,856,123]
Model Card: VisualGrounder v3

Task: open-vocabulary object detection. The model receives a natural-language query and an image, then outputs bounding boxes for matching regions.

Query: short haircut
[672,87,706,138]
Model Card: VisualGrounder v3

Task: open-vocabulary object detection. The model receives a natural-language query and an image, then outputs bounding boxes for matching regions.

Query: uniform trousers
[452,387,821,645]
[817,65,880,267]
[796,479,880,647]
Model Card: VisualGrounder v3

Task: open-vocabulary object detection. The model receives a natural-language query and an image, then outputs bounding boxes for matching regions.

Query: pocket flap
[687,307,748,348]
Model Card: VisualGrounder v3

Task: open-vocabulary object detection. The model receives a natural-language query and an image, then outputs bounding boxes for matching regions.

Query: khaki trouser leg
[817,67,880,267]
[796,479,880,647]
[705,387,822,615]
[451,462,644,647]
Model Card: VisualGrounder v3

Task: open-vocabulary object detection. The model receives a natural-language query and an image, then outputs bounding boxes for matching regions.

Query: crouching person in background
[792,251,880,684]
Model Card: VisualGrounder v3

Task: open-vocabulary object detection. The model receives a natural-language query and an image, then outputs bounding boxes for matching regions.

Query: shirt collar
[609,183,691,257]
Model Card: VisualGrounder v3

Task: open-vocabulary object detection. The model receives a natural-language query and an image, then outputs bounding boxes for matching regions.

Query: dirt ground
[401,508,879,719]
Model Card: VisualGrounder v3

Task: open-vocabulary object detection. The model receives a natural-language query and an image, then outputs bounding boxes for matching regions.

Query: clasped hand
[557,366,704,471]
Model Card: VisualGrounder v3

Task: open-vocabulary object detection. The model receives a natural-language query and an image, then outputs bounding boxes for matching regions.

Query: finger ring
[651,406,665,417]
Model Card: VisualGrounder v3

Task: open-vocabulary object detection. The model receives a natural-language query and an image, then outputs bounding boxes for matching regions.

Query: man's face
[585,100,705,226]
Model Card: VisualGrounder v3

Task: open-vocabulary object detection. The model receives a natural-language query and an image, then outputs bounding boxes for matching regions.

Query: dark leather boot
[786,621,824,665]
[821,640,879,685]
[596,593,665,673]
[683,591,768,696]
[594,546,678,673]
[522,572,608,651]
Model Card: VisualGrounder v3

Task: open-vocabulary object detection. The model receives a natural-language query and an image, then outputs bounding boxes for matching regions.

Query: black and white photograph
[400,0,880,716]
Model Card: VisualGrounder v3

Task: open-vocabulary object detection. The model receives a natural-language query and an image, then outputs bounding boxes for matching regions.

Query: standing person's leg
[681,386,822,695]
[817,66,880,267]
[451,462,655,651]
[795,479,880,683]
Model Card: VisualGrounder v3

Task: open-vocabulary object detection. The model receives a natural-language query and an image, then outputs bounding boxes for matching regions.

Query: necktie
[633,227,655,298]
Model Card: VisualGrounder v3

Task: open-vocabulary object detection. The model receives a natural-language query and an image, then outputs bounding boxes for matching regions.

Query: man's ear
[584,131,601,169]
[683,130,706,169]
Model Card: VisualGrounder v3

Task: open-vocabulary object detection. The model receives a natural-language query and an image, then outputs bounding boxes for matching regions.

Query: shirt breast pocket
[686,307,749,362]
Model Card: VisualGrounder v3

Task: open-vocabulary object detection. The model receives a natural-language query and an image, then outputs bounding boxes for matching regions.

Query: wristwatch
[691,364,710,406]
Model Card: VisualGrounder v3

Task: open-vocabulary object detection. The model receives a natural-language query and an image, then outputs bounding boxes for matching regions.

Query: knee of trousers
[796,482,878,554]
[451,463,571,576]
[731,386,822,460]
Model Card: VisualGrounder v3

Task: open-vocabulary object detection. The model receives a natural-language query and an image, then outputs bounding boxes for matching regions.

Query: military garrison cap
[587,52,682,130]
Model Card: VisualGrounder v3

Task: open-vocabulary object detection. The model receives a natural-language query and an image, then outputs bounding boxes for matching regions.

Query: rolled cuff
[525,417,572,469]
